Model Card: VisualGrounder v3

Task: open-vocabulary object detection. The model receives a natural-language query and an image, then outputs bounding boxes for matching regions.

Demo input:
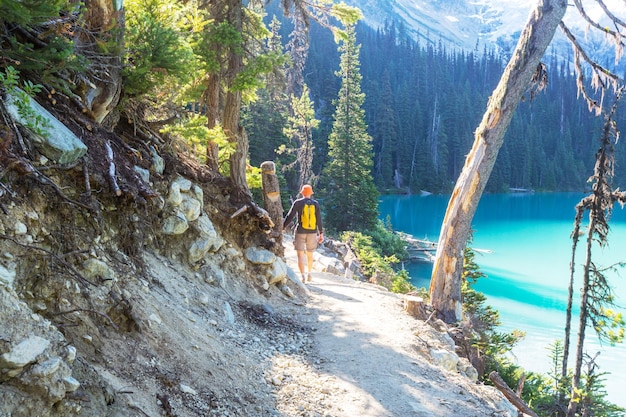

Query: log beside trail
[489,371,538,417]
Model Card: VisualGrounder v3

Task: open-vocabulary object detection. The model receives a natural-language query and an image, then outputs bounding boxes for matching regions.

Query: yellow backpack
[301,199,316,230]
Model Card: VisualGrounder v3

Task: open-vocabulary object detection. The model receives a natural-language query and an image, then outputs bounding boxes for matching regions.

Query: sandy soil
[270,239,516,417]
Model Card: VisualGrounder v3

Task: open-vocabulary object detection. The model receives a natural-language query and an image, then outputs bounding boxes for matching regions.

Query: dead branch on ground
[0,233,96,287]
[49,308,119,331]
[489,371,538,417]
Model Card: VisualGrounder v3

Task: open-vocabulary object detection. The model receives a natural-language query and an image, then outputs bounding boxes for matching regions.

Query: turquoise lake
[379,192,626,408]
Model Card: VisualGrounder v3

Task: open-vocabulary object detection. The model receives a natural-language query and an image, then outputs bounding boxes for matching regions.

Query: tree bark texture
[224,88,249,196]
[75,0,124,126]
[261,161,284,254]
[429,0,568,323]
[203,73,221,172]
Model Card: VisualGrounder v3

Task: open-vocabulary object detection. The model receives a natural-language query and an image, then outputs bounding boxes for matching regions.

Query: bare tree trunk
[561,199,588,412]
[260,161,284,254]
[75,0,124,127]
[203,72,221,172]
[429,97,439,173]
[566,213,595,417]
[429,0,567,322]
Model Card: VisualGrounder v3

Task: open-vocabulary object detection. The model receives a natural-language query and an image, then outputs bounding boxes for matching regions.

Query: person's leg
[306,250,314,281]
[294,233,307,282]
[296,250,307,280]
[304,233,317,282]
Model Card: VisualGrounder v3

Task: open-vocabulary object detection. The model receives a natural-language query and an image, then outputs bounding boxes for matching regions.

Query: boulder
[430,348,459,373]
[245,247,276,265]
[5,89,87,164]
[0,336,50,370]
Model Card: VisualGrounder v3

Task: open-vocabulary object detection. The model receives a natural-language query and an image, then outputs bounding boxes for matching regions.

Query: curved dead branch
[559,22,621,115]
[572,0,626,46]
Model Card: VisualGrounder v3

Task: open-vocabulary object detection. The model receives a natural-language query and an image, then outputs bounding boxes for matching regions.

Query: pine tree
[371,70,397,189]
[321,24,378,233]
[281,84,319,189]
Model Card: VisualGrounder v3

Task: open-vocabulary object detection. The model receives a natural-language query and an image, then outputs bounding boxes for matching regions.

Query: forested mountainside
[246,16,625,194]
[0,2,523,415]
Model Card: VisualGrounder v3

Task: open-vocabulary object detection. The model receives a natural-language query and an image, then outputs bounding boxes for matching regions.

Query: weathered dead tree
[429,0,568,322]
[260,161,284,255]
[565,91,626,417]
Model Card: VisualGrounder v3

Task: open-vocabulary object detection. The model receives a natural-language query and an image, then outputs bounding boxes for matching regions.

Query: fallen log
[489,371,538,417]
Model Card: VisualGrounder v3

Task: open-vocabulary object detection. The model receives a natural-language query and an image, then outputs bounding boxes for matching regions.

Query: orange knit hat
[300,184,313,197]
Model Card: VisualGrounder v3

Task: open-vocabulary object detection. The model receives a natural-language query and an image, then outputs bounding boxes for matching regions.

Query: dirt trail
[278,239,515,417]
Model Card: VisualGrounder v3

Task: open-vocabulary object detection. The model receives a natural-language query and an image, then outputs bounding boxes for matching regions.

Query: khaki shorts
[294,233,318,251]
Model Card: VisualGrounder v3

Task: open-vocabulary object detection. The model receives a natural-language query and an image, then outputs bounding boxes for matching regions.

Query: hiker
[283,184,324,283]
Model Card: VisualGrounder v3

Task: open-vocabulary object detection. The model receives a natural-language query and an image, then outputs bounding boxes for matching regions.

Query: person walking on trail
[283,184,324,283]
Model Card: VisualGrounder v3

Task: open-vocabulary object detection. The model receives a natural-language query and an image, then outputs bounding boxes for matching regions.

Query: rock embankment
[1,170,516,417]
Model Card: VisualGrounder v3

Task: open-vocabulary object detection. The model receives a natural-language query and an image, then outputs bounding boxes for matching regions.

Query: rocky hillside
[0,89,518,416]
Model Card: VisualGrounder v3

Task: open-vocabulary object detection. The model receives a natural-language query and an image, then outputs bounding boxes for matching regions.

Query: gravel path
[271,241,516,417]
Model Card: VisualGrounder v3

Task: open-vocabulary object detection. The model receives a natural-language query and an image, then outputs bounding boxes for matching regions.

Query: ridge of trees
[247,12,626,196]
[2,1,626,415]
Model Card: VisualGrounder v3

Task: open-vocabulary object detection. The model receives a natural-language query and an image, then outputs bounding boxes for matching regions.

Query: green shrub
[123,0,199,99]
[0,0,83,88]
[341,226,414,294]
[0,67,51,136]
[367,217,408,260]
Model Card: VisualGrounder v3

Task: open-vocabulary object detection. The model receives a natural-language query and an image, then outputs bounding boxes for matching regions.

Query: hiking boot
[301,274,306,283]
[307,274,312,282]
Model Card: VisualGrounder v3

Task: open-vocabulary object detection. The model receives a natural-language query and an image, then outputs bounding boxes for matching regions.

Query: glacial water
[378,192,626,408]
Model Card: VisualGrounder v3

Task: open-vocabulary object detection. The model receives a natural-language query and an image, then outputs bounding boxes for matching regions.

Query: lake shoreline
[379,192,626,408]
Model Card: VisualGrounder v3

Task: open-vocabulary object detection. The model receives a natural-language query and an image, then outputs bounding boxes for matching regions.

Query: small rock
[13,221,27,235]
[148,313,162,326]
[30,357,61,377]
[0,264,16,287]
[0,336,50,369]
[180,383,198,395]
[279,285,294,298]
[162,211,189,235]
[65,346,77,364]
[63,376,81,392]
[223,301,235,325]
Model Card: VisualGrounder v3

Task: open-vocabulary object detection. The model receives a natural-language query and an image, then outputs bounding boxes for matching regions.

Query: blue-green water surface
[379,192,626,408]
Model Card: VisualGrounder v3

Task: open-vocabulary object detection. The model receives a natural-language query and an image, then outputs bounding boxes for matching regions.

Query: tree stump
[260,161,284,253]
[404,295,427,320]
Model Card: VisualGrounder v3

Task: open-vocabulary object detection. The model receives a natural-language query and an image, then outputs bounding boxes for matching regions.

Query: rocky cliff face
[0,87,305,416]
[0,160,311,416]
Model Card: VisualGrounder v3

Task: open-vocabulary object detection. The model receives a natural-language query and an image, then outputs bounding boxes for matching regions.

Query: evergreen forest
[2,1,626,415]
[246,16,626,195]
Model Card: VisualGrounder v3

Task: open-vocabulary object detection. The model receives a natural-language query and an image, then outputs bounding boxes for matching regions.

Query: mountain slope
[346,0,626,64]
